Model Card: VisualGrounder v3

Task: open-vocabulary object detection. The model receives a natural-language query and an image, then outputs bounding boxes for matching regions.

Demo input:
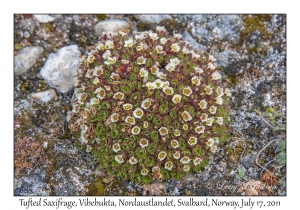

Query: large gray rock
[14,46,44,75]
[94,20,130,37]
[40,45,80,93]
[134,14,172,23]
[31,89,57,103]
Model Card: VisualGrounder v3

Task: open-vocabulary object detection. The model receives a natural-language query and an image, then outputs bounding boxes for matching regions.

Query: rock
[134,15,171,23]
[245,30,264,52]
[40,45,80,93]
[94,20,130,37]
[182,30,205,51]
[20,18,35,33]
[33,15,56,23]
[241,152,257,169]
[31,89,57,103]
[178,15,244,45]
[14,46,44,75]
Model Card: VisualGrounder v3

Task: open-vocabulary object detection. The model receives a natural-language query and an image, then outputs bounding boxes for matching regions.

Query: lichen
[68,27,231,184]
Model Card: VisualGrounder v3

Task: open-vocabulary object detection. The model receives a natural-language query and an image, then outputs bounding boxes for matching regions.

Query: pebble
[14,46,44,75]
[134,14,171,23]
[40,45,80,93]
[241,152,257,169]
[33,15,56,23]
[94,20,130,37]
[31,89,57,103]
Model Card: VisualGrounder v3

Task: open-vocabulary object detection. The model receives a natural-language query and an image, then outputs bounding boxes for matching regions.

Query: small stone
[94,20,130,37]
[241,152,257,169]
[33,15,56,23]
[31,89,57,103]
[134,15,171,23]
[40,45,81,93]
[14,46,44,75]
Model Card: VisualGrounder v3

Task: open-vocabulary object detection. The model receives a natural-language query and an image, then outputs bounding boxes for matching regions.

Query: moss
[86,179,105,196]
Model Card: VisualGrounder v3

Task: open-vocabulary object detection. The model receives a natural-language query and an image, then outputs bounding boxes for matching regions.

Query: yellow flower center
[182,124,188,130]
[136,110,143,116]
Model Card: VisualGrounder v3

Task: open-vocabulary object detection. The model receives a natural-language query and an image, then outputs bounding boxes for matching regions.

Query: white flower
[180,156,191,164]
[139,138,149,148]
[95,87,106,99]
[155,45,164,54]
[211,145,218,153]
[158,127,168,136]
[170,140,179,149]
[110,113,119,122]
[209,106,217,114]
[182,86,193,96]
[112,143,121,153]
[102,50,111,60]
[72,104,80,113]
[139,68,149,77]
[93,66,104,77]
[135,33,145,40]
[86,55,95,64]
[208,54,216,62]
[214,137,220,145]
[215,117,223,125]
[191,76,201,86]
[174,129,181,137]
[174,34,182,40]
[225,88,232,97]
[157,71,167,80]
[92,77,100,85]
[212,71,222,80]
[198,99,207,109]
[171,43,180,52]
[165,161,174,171]
[150,65,159,74]
[194,66,204,74]
[156,26,166,33]
[129,156,138,165]
[141,168,149,176]
[141,99,151,109]
[160,37,168,45]
[163,86,174,95]
[182,124,189,131]
[216,87,224,97]
[96,43,106,51]
[158,151,167,161]
[105,40,114,49]
[85,69,94,78]
[80,132,88,144]
[200,113,208,122]
[133,108,144,118]
[143,121,149,129]
[215,96,224,105]
[172,94,182,104]
[124,39,135,48]
[183,165,190,172]
[182,46,190,54]
[113,92,124,100]
[123,103,133,110]
[137,56,146,65]
[125,116,136,125]
[152,166,160,172]
[206,138,214,147]
[170,57,180,65]
[190,50,200,59]
[182,111,192,121]
[146,82,156,91]
[131,126,141,135]
[149,32,159,41]
[195,125,205,134]
[166,62,176,72]
[154,79,164,89]
[188,136,197,146]
[193,157,202,166]
[173,151,181,159]
[119,31,127,37]
[86,145,93,153]
[206,117,215,126]
[90,97,99,105]
[162,81,169,88]
[136,45,144,52]
[204,86,213,95]
[104,56,117,65]
[115,155,124,163]
[110,72,120,81]
[207,62,215,70]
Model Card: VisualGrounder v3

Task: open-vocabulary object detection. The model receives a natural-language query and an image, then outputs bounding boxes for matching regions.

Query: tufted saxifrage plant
[68,26,231,184]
